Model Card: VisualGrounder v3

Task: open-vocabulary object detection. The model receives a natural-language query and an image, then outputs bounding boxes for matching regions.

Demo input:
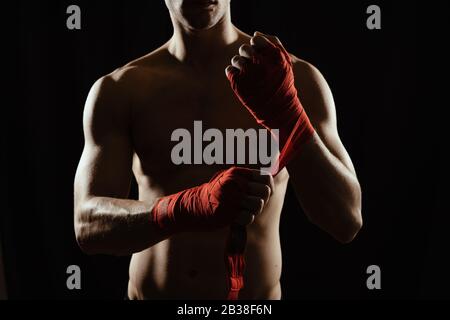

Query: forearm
[225,33,362,242]
[287,133,362,243]
[74,196,165,256]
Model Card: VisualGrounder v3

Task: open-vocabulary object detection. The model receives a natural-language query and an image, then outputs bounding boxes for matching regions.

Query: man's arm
[287,60,362,243]
[74,73,165,256]
[74,72,271,256]
[226,33,362,243]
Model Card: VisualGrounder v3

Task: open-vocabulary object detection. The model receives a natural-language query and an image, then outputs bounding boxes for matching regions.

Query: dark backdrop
[3,0,445,300]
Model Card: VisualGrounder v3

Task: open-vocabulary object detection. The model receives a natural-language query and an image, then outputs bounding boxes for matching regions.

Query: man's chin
[184,19,216,31]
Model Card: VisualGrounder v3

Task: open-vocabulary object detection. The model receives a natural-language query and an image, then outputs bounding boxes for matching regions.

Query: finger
[235,211,255,226]
[254,31,290,61]
[250,33,272,50]
[241,195,264,215]
[225,65,239,78]
[230,167,261,179]
[254,31,282,47]
[247,182,271,203]
[249,171,275,193]
[231,55,248,70]
[230,168,274,193]
[270,36,287,53]
[239,44,255,59]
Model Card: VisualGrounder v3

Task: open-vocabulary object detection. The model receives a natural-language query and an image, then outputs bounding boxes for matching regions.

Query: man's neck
[168,11,240,66]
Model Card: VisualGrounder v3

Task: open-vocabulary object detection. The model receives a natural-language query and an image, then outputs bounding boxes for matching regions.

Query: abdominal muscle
[127,170,289,300]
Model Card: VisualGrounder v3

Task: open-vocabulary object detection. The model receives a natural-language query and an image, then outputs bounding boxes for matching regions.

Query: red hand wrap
[227,40,315,171]
[152,168,252,299]
[152,167,251,235]
[225,40,316,299]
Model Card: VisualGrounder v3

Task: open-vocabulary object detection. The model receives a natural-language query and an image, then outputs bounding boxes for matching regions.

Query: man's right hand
[151,167,274,235]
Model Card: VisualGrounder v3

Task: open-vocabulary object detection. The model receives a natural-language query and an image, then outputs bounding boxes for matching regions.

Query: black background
[2,0,445,300]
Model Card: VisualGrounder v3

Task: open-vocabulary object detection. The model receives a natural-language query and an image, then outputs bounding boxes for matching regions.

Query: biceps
[74,137,133,203]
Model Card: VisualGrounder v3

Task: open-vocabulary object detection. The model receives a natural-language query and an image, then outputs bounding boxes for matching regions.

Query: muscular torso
[123,42,288,299]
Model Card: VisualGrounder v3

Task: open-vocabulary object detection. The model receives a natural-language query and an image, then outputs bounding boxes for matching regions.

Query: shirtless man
[74,0,362,300]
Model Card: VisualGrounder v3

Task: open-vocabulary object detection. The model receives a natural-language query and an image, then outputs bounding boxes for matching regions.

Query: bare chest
[129,73,265,193]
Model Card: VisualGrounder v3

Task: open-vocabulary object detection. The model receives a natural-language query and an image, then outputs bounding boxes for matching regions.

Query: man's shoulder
[289,55,323,85]
[288,54,335,126]
[289,54,332,99]
[98,44,175,90]
[123,43,175,72]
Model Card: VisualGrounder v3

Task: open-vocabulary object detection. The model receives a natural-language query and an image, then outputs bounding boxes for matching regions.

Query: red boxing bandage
[227,40,315,172]
[225,39,315,300]
[152,167,250,235]
[224,223,246,300]
[152,168,251,299]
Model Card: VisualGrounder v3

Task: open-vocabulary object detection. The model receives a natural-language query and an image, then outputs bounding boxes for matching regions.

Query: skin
[74,0,362,299]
